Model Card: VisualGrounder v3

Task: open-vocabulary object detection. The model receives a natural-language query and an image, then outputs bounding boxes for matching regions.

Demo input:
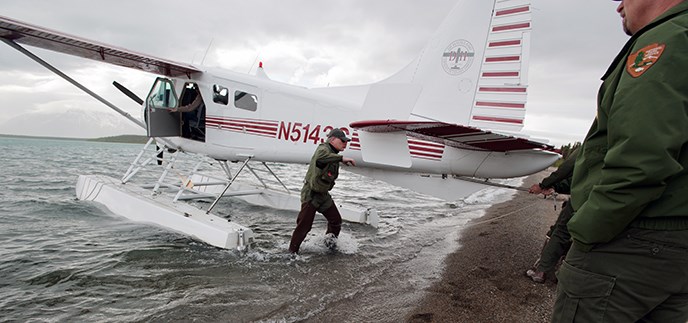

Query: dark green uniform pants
[552,228,688,322]
[288,189,342,253]
[537,201,573,273]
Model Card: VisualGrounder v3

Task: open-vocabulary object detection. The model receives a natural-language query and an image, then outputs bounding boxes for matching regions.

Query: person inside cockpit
[171,85,205,141]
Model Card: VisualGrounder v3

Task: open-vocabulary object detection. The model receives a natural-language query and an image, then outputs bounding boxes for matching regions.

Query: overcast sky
[0,0,627,146]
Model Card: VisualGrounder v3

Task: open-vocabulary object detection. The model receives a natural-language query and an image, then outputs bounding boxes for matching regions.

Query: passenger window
[234,91,258,111]
[213,85,229,105]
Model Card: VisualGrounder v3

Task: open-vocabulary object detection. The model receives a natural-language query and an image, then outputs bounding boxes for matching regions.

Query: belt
[629,216,688,231]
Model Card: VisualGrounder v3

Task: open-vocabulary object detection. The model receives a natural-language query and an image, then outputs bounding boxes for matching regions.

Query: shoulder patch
[626,43,666,78]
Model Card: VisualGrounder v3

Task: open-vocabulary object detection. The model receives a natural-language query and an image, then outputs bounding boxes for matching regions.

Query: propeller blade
[113,81,144,105]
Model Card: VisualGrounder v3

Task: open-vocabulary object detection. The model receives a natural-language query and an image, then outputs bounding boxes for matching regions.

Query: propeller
[113,81,144,105]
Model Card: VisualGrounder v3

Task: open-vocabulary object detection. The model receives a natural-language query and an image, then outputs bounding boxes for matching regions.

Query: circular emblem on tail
[441,39,475,76]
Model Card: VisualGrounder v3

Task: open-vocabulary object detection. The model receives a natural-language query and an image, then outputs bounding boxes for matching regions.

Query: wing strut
[1,38,177,148]
[1,38,146,129]
[206,156,253,214]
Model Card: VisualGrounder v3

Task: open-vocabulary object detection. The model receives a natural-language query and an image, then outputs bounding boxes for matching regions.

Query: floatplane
[0,0,558,250]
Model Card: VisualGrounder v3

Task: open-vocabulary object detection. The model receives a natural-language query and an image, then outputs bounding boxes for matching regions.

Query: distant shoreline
[0,133,148,144]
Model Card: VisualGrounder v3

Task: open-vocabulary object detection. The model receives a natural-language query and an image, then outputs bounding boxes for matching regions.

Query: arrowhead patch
[626,43,666,78]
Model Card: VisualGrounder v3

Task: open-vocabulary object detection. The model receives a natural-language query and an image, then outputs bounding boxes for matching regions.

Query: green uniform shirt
[301,143,343,203]
[569,2,688,249]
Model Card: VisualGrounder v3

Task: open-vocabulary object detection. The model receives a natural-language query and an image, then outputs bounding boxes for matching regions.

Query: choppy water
[0,136,522,322]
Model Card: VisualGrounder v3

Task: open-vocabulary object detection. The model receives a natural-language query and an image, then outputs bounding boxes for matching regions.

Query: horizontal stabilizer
[0,15,200,77]
[350,120,555,152]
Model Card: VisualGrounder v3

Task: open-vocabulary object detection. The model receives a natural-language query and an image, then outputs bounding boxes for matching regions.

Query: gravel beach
[407,172,564,322]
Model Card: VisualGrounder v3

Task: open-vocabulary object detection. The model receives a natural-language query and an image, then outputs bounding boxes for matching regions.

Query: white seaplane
[0,0,558,250]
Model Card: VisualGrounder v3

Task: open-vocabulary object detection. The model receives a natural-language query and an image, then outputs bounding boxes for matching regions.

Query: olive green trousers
[537,201,574,273]
[289,189,342,254]
[552,228,688,322]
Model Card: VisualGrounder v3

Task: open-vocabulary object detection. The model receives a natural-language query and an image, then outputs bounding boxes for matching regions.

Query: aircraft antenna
[248,54,260,73]
[201,38,214,65]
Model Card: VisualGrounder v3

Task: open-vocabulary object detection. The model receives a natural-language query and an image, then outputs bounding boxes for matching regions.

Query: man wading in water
[288,128,356,254]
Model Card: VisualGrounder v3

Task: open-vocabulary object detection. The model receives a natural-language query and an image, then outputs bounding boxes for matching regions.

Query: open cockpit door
[177,83,206,142]
[146,77,180,137]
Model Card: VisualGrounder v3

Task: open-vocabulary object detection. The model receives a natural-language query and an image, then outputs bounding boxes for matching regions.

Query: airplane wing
[350,120,556,152]
[0,15,200,77]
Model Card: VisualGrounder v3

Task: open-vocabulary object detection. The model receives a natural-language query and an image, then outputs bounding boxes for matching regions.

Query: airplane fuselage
[157,68,558,179]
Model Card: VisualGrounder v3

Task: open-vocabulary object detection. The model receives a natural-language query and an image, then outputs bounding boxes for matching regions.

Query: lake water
[0,136,521,322]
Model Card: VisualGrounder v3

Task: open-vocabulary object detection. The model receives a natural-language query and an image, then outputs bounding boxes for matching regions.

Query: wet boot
[324,233,337,251]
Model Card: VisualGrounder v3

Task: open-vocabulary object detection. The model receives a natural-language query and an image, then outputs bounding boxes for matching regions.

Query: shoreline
[407,171,562,322]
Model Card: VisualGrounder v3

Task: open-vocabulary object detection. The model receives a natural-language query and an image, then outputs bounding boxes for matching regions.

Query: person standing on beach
[552,0,688,321]
[525,149,578,283]
[288,128,356,254]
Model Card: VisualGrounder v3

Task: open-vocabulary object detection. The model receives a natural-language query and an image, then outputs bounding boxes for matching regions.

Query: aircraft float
[0,0,559,250]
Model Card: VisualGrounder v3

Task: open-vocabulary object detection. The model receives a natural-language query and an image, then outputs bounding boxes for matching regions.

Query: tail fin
[381,0,532,133]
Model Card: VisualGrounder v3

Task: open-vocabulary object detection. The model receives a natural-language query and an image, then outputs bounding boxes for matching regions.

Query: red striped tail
[469,0,532,132]
[377,0,533,135]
